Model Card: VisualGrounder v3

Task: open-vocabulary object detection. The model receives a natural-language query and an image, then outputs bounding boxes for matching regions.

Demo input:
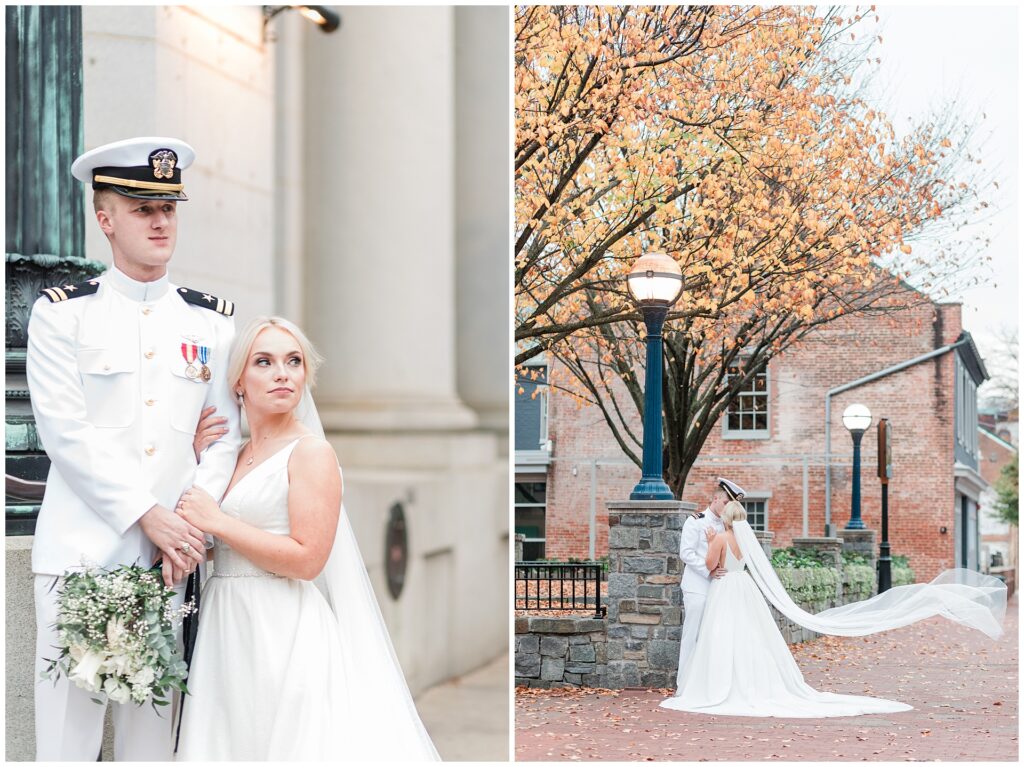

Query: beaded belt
[212,550,283,578]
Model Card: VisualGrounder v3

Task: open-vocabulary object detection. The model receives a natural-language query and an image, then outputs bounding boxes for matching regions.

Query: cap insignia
[150,149,178,180]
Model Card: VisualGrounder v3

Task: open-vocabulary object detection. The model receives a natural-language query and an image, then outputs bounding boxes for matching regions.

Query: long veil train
[298,389,440,761]
[732,520,1007,640]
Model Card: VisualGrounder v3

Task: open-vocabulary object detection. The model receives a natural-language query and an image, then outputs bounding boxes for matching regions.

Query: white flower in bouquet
[129,665,156,688]
[68,649,106,693]
[103,677,132,705]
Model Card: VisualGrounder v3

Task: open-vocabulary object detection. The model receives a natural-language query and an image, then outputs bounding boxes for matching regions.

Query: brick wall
[544,294,969,581]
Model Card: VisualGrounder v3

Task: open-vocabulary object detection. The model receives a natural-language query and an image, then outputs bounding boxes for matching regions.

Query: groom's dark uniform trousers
[26,140,241,761]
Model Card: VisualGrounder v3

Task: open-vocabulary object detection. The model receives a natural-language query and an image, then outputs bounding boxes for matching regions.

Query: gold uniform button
[142,307,152,316]
[103,364,111,372]
[144,445,156,456]
[145,399,156,406]
[144,350,155,359]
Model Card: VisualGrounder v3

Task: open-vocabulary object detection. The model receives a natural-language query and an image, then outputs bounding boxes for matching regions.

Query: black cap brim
[107,185,188,201]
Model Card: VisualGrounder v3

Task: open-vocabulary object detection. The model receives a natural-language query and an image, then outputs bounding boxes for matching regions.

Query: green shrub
[893,565,915,586]
[771,547,826,569]
[775,566,841,604]
[843,563,875,600]
[842,550,870,566]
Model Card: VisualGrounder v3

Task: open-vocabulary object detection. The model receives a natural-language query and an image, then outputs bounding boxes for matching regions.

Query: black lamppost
[877,418,893,592]
[626,253,683,501]
[842,403,872,530]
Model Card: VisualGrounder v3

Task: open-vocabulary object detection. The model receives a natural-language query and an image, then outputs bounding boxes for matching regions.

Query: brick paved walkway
[516,597,1017,761]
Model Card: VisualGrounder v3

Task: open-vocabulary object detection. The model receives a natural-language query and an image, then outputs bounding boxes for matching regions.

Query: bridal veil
[732,520,1007,640]
[298,389,440,761]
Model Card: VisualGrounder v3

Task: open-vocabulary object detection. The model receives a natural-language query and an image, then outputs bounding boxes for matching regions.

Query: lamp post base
[844,519,866,530]
[629,477,675,501]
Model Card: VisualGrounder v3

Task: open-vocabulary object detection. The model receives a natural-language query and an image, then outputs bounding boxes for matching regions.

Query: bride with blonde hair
[176,316,438,760]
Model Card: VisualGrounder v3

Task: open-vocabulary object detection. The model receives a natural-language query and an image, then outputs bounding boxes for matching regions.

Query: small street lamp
[842,403,872,530]
[626,253,683,500]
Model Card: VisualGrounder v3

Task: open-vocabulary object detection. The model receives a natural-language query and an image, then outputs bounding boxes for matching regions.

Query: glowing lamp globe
[627,253,683,307]
[842,403,872,434]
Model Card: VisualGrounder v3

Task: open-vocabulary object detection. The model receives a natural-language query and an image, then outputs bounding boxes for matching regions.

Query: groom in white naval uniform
[26,137,241,761]
[676,477,746,686]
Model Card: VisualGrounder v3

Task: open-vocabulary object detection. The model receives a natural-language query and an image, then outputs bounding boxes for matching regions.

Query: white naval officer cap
[71,136,195,201]
[717,477,746,502]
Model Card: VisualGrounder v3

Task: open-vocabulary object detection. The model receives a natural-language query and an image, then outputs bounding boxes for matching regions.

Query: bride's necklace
[244,426,292,466]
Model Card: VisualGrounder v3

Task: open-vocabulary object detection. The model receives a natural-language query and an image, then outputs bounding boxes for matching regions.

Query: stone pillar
[515,533,525,562]
[454,6,508,434]
[302,6,477,432]
[839,529,877,569]
[604,500,695,689]
[295,8,507,692]
[754,529,775,558]
[793,536,845,602]
[792,536,844,568]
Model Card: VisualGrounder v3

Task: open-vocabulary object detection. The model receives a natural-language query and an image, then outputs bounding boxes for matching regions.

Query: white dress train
[660,545,913,718]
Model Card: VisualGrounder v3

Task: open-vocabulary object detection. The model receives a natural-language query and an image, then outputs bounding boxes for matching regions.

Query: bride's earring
[236,389,244,406]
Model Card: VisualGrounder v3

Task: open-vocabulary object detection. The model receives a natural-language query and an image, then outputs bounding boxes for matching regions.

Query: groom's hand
[139,504,205,586]
[710,566,726,579]
[156,558,189,590]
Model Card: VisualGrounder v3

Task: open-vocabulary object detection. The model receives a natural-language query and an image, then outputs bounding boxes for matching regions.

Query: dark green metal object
[5,6,98,536]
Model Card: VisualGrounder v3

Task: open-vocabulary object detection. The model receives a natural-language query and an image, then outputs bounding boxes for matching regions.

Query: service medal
[181,342,199,379]
[198,345,212,382]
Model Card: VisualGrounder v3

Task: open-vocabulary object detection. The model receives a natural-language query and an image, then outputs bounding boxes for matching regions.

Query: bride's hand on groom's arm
[193,406,229,462]
[177,486,228,537]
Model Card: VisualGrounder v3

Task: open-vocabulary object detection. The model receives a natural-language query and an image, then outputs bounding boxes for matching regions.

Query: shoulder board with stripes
[695,512,705,519]
[177,287,235,317]
[39,279,101,303]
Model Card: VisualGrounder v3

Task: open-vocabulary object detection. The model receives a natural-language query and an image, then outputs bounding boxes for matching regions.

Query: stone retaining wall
[514,616,607,688]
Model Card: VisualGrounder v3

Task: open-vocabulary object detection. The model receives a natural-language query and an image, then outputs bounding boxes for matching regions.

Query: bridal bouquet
[40,563,196,709]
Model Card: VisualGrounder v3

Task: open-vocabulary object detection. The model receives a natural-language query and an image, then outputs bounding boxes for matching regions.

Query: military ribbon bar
[181,343,199,379]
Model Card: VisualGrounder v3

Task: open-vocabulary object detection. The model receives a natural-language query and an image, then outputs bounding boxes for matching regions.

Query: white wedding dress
[660,542,914,718]
[176,437,438,760]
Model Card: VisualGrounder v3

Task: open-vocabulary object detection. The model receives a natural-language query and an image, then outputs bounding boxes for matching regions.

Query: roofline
[978,426,1018,453]
[956,331,990,383]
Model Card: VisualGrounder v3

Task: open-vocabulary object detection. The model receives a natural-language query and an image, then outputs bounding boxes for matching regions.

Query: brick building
[515,297,990,582]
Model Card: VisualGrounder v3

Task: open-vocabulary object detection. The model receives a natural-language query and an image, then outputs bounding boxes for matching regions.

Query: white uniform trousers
[676,589,707,688]
[34,574,179,761]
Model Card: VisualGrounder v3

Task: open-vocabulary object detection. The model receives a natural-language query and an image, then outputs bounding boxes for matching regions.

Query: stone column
[604,500,695,688]
[839,529,877,569]
[302,6,477,432]
[754,529,775,558]
[793,536,845,602]
[515,533,525,563]
[454,6,508,434]
[792,536,844,568]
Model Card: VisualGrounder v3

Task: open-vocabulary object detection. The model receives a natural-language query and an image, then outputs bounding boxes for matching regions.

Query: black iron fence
[515,561,606,617]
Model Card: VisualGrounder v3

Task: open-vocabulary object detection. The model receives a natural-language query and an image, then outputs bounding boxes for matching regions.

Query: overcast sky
[868,5,1018,356]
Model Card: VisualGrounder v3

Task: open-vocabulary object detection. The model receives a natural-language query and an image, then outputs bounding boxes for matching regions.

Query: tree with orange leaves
[515,5,989,494]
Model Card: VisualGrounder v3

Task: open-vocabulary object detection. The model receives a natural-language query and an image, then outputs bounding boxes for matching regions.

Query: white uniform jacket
[679,509,726,595]
[26,267,241,575]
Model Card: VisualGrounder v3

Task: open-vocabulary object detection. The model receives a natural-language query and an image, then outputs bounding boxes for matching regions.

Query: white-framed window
[955,356,979,459]
[515,363,548,452]
[515,479,547,560]
[741,497,768,532]
[722,359,770,439]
